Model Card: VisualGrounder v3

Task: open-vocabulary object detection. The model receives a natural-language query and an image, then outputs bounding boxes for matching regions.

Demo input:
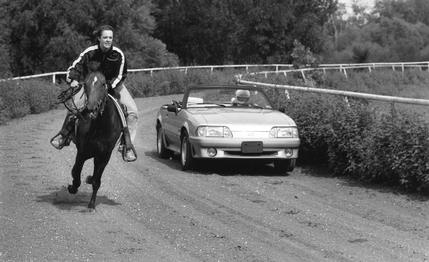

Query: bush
[0,80,61,124]
[262,68,429,194]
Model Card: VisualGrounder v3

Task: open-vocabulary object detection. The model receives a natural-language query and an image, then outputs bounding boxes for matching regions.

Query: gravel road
[1,95,428,262]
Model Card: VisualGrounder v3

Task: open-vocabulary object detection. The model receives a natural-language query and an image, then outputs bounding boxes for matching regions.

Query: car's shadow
[145,150,291,177]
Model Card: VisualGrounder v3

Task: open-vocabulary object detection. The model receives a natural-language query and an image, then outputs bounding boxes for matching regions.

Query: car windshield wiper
[188,102,226,107]
[248,104,264,109]
[203,103,226,107]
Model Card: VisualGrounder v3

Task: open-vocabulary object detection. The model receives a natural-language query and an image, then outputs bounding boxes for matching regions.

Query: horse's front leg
[87,153,111,209]
[68,154,86,194]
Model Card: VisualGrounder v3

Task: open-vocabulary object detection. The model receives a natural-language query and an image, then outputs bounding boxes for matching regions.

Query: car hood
[187,108,296,130]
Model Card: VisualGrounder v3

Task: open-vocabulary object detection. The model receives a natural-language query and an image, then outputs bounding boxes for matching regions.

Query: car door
[163,104,185,150]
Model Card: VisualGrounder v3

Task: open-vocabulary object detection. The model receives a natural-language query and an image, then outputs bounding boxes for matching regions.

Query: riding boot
[121,113,138,162]
[50,113,75,149]
[122,126,137,162]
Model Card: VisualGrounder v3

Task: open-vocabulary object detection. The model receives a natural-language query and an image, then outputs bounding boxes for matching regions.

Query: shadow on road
[36,186,121,211]
[145,150,291,177]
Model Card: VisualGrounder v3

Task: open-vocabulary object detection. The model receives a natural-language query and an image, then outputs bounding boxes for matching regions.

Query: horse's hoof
[67,185,78,194]
[86,176,93,184]
[87,203,95,209]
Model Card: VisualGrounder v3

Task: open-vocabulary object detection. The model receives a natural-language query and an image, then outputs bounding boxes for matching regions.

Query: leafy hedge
[0,80,62,125]
[262,69,429,193]
[2,68,429,194]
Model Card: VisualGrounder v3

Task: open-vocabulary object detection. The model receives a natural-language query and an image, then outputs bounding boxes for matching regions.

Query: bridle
[57,78,108,120]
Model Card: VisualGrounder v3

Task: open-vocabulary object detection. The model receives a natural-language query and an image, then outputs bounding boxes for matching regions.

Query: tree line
[1,0,429,78]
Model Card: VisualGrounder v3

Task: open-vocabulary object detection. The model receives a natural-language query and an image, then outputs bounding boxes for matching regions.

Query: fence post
[344,96,350,108]
[52,73,56,84]
[301,70,306,82]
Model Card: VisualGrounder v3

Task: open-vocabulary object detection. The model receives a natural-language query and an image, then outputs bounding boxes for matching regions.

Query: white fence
[235,62,429,106]
[2,62,429,106]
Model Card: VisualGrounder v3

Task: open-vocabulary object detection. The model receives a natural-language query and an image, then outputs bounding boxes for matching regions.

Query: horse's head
[84,71,108,119]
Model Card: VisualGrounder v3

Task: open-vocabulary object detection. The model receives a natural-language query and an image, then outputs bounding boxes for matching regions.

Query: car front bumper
[189,136,300,159]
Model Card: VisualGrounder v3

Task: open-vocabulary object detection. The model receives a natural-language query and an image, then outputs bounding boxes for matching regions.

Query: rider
[50,25,138,162]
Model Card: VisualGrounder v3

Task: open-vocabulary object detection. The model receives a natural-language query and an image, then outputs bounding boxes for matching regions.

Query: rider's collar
[99,44,113,53]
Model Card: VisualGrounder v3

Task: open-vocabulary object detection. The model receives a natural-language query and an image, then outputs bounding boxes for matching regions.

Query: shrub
[0,79,60,124]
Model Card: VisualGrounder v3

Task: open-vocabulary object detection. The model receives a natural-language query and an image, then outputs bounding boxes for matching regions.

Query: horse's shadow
[36,186,121,211]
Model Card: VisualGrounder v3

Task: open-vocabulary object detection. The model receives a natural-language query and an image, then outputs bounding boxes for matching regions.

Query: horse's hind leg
[68,154,86,194]
[88,154,111,209]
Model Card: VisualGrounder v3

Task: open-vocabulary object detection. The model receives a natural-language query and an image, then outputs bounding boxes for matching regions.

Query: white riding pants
[118,84,138,143]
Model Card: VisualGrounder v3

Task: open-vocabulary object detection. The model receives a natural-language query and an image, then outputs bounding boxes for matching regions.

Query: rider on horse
[51,25,138,162]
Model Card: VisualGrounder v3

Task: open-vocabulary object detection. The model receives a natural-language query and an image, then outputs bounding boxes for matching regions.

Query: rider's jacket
[66,44,127,89]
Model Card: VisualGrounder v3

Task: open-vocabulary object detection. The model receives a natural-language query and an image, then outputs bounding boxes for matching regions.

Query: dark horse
[59,71,123,209]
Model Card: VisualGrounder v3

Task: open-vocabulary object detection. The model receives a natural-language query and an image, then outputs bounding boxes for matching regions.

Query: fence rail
[2,62,429,106]
[3,62,429,83]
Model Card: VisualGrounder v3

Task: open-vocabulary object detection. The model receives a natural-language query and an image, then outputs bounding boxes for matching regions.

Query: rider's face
[98,30,113,51]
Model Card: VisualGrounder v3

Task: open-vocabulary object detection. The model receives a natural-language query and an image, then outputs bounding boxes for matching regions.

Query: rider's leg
[118,85,138,161]
[50,112,75,149]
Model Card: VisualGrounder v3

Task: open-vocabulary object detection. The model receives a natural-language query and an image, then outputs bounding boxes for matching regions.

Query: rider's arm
[66,45,97,83]
[109,47,127,89]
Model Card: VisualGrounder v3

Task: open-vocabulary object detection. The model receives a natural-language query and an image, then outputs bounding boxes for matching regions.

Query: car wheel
[157,126,171,158]
[180,131,194,170]
[274,159,296,173]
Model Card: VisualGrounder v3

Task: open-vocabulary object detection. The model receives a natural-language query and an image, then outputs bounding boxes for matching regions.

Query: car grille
[225,151,277,157]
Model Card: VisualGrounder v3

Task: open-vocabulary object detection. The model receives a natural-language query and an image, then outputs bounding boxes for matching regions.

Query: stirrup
[121,144,137,162]
[50,133,66,150]
[124,149,137,162]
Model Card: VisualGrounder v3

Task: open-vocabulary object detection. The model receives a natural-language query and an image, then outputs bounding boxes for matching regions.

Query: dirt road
[1,96,428,262]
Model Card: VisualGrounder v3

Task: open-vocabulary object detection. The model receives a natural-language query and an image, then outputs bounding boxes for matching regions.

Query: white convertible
[155,85,300,173]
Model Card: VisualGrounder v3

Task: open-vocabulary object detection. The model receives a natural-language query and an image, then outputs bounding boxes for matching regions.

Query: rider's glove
[70,80,79,88]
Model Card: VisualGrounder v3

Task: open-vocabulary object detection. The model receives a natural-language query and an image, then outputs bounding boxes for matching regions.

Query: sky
[338,0,376,15]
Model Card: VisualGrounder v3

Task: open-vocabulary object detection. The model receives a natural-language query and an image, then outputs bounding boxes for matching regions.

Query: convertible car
[155,85,300,173]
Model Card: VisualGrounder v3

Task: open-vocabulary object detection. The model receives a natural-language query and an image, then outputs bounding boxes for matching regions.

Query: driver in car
[231,89,251,106]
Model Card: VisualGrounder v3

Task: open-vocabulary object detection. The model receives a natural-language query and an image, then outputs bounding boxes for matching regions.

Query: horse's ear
[88,61,100,72]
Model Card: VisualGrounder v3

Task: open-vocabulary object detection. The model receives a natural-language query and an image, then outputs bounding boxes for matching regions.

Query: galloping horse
[59,71,123,209]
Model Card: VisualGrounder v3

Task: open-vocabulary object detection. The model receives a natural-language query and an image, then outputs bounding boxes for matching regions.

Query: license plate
[241,141,263,153]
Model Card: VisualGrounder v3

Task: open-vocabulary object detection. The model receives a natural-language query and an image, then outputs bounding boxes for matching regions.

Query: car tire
[180,131,194,170]
[274,159,296,173]
[157,126,171,159]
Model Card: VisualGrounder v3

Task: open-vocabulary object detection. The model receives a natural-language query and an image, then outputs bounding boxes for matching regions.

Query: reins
[57,81,108,120]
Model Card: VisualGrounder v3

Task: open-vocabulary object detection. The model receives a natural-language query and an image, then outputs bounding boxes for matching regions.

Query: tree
[2,0,178,76]
[154,0,337,65]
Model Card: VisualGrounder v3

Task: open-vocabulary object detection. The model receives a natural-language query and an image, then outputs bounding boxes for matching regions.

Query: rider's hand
[70,80,79,88]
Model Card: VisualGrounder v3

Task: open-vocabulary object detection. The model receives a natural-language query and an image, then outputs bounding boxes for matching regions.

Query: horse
[59,71,123,209]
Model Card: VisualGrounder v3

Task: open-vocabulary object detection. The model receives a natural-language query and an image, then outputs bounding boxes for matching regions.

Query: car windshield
[186,87,273,109]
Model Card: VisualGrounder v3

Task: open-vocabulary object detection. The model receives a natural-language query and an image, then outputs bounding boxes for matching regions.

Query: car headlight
[269,127,298,138]
[196,126,233,138]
